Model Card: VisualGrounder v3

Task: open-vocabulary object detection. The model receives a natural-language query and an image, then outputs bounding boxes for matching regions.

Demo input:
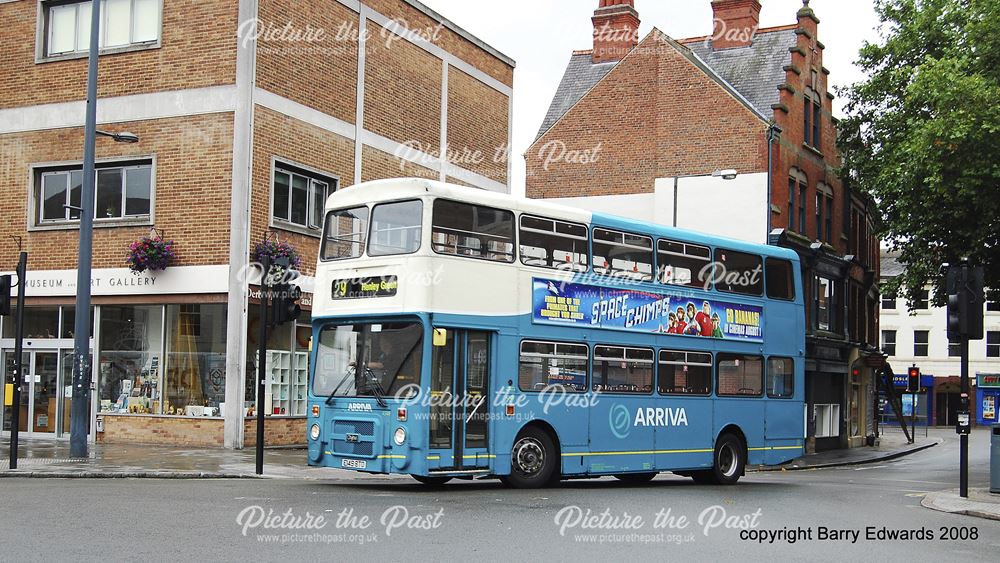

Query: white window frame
[815,403,841,438]
[36,0,163,63]
[29,158,156,230]
[270,158,339,237]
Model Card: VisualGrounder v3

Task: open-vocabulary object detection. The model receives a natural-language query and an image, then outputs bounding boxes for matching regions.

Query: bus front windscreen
[314,322,423,401]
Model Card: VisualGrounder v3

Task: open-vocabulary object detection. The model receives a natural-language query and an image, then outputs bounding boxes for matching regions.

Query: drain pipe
[766,123,782,240]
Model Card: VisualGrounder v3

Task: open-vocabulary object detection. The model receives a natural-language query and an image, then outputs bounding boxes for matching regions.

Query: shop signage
[978,374,1000,388]
[531,278,763,342]
[984,396,996,420]
[4,266,231,297]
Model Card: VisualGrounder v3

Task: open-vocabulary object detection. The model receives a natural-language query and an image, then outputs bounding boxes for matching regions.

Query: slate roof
[534,27,798,143]
[535,54,618,142]
[881,251,905,278]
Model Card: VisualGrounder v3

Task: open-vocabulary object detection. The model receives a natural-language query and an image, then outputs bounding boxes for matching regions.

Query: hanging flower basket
[126,235,175,275]
[252,239,302,271]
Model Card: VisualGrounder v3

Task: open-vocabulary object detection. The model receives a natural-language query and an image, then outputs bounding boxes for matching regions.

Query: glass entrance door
[29,352,59,434]
[428,329,491,470]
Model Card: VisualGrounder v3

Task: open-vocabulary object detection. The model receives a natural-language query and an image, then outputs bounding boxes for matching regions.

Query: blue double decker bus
[307,178,805,488]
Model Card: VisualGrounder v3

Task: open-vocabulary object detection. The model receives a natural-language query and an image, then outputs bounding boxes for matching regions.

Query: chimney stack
[711,0,761,50]
[592,0,640,64]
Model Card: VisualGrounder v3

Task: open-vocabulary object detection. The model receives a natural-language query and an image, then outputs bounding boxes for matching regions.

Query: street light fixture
[96,130,140,144]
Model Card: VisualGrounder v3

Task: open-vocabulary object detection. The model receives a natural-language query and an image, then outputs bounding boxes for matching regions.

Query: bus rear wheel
[501,426,557,489]
[412,475,452,486]
[614,472,657,484]
[694,433,745,486]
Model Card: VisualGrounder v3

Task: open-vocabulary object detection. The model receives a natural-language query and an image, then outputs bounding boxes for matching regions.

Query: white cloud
[418,0,882,196]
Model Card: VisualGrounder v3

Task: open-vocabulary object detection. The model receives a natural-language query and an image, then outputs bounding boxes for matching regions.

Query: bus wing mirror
[433,328,448,347]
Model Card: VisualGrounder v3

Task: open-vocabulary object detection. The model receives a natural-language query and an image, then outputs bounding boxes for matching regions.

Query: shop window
[767,357,794,399]
[44,0,161,58]
[272,165,336,232]
[815,404,841,438]
[432,200,515,262]
[716,353,763,397]
[881,330,896,356]
[163,304,227,415]
[36,161,152,225]
[592,228,653,282]
[97,305,163,414]
[988,332,1000,358]
[658,350,712,395]
[518,341,588,393]
[593,346,654,394]
[519,215,588,272]
[658,239,711,288]
[2,307,60,339]
[913,330,929,357]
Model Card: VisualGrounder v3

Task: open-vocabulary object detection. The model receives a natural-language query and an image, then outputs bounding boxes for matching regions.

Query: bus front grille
[332,419,376,458]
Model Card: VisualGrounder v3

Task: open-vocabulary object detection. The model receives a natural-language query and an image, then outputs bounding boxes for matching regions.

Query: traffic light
[947,263,986,341]
[0,275,11,316]
[270,283,302,326]
[907,366,920,393]
[946,265,966,340]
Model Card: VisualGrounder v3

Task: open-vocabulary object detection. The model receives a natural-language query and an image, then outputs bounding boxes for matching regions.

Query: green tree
[838,0,999,307]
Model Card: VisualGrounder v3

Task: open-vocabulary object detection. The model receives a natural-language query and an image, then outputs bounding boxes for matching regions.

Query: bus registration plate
[342,458,367,469]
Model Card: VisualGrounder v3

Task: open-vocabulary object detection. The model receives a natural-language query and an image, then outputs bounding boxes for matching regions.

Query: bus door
[428,329,491,471]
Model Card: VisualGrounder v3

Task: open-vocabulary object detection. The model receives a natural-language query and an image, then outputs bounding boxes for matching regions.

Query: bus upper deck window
[592,228,653,282]
[765,258,796,300]
[322,206,369,261]
[432,200,514,263]
[369,200,423,257]
[712,249,764,296]
[658,239,711,288]
[519,215,588,272]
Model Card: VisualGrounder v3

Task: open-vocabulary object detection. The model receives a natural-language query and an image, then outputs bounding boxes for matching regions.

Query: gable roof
[534,26,797,143]
[534,52,618,142]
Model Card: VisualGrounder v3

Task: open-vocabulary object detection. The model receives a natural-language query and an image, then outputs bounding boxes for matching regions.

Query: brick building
[0,0,513,448]
[526,0,880,451]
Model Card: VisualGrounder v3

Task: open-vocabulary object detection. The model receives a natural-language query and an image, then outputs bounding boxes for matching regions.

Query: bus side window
[658,350,712,395]
[767,357,794,398]
[658,239,711,288]
[714,249,764,296]
[592,228,653,282]
[518,341,588,392]
[716,354,763,397]
[593,346,654,394]
[519,215,588,272]
[432,200,515,262]
[765,258,796,300]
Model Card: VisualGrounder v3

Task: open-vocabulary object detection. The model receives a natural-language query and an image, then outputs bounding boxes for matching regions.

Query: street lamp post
[69,1,139,458]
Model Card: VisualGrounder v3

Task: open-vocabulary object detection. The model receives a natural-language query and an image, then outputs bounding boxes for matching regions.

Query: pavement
[8,428,1000,524]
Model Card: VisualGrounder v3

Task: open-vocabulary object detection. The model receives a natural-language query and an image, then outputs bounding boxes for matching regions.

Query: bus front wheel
[694,433,745,486]
[502,427,557,489]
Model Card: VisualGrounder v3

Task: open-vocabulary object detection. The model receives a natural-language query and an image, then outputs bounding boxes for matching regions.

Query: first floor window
[882,330,896,356]
[914,289,930,310]
[914,330,929,357]
[38,162,152,224]
[46,0,160,57]
[988,332,1000,358]
[272,165,335,231]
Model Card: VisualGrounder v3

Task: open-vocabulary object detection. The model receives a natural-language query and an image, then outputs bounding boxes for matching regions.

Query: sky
[417,0,884,196]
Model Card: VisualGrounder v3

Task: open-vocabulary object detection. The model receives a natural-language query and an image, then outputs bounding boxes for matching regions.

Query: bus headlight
[393,427,407,446]
[310,424,321,441]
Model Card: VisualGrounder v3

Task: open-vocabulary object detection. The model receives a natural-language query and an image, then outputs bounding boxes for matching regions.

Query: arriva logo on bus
[609,404,689,439]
